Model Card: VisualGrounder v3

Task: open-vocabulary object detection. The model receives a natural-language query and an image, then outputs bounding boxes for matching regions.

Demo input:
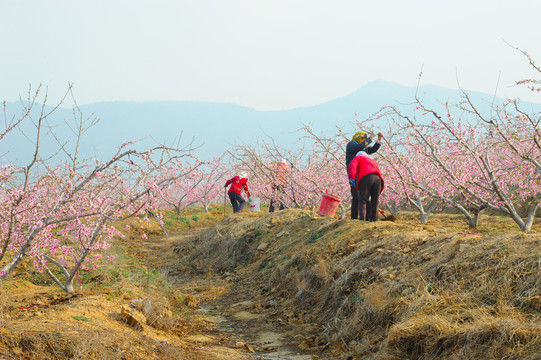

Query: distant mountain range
[2,80,541,165]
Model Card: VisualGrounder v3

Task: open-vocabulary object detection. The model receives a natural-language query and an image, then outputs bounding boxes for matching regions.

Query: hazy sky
[1,0,541,110]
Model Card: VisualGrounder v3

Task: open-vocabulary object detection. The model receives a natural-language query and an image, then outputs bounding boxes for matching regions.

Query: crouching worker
[225,172,251,213]
[348,151,385,221]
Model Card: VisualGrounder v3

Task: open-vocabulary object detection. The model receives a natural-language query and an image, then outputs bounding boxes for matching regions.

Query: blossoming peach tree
[158,154,229,215]
[230,131,351,217]
[227,52,541,231]
[0,86,196,292]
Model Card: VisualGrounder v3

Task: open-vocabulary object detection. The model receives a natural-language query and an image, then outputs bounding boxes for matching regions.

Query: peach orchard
[1,51,540,292]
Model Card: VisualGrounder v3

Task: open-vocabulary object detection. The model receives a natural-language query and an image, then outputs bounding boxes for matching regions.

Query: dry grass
[0,274,196,360]
[171,209,541,359]
[1,329,126,360]
[0,209,245,360]
[2,207,540,359]
[383,314,541,360]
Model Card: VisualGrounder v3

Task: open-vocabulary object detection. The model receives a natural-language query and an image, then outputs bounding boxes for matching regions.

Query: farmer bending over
[225,172,251,213]
[348,151,385,222]
[345,131,383,219]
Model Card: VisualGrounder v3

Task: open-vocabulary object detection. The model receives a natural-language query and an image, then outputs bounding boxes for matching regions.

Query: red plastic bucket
[317,193,341,217]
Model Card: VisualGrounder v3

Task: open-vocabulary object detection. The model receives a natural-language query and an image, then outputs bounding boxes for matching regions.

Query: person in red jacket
[270,158,289,212]
[346,131,384,219]
[224,172,251,213]
[348,151,385,221]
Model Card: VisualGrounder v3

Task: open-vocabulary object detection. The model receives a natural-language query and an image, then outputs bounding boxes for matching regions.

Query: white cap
[240,172,248,178]
[356,151,368,157]
[280,158,287,164]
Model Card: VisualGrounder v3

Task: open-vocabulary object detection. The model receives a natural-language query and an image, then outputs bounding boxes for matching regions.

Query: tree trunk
[468,206,487,229]
[468,215,479,229]
[1,228,43,278]
[64,277,75,293]
[338,203,349,219]
[521,201,539,232]
[46,268,76,293]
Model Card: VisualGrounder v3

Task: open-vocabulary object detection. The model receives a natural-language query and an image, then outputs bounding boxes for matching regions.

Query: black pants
[350,185,371,219]
[229,192,246,213]
[269,184,285,212]
[357,174,382,222]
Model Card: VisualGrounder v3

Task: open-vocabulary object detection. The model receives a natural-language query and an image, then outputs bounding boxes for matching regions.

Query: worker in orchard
[270,158,289,212]
[224,172,251,213]
[348,151,385,221]
[345,131,384,220]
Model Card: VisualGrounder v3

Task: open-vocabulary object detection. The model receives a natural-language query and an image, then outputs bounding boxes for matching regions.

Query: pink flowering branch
[0,88,198,291]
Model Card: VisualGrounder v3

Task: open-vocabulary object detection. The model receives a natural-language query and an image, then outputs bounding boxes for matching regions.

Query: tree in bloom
[230,132,351,216]
[157,158,204,215]
[513,45,541,94]
[230,115,395,219]
[378,138,440,223]
[386,79,541,231]
[299,114,400,219]
[157,154,229,215]
[0,86,196,291]
[198,155,229,212]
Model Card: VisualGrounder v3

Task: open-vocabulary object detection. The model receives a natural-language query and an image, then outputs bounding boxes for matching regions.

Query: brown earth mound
[171,209,541,359]
[1,207,540,359]
[0,207,253,360]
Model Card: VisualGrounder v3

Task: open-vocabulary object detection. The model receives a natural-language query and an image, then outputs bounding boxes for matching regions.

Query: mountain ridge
[2,80,540,164]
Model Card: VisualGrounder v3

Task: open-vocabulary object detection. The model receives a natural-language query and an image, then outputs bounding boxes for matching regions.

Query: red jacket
[225,176,250,196]
[348,155,385,192]
[275,162,289,186]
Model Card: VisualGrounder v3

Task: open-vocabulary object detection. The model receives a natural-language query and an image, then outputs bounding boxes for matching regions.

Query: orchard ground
[1,204,540,359]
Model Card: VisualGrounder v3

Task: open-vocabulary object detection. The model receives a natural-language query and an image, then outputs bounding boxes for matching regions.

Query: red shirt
[225,176,250,196]
[275,162,289,186]
[348,155,385,192]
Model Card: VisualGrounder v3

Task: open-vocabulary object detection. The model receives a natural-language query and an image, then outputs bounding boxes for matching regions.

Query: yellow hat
[352,131,367,143]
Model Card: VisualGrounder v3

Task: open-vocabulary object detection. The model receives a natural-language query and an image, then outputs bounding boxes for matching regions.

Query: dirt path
[147,230,315,360]
[172,276,314,360]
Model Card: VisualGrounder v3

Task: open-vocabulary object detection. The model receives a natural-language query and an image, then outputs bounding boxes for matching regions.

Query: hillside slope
[1,207,540,359]
[171,209,541,359]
